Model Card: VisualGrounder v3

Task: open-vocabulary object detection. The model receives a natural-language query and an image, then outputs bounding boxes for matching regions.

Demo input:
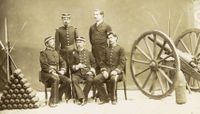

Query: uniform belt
[63,45,74,51]
[60,45,75,53]
[107,64,114,67]
[65,44,74,49]
[107,65,117,68]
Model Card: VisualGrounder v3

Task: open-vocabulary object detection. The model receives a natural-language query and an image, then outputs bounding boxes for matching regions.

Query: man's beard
[50,46,55,49]
[77,46,83,51]
[109,42,114,45]
[64,23,69,27]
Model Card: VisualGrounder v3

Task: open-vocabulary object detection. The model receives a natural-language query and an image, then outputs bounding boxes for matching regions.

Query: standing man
[55,13,79,101]
[40,36,71,107]
[89,9,112,73]
[94,32,126,105]
[71,37,96,105]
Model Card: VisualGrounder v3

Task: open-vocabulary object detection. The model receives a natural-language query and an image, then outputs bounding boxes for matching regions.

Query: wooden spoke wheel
[130,30,180,99]
[175,28,200,91]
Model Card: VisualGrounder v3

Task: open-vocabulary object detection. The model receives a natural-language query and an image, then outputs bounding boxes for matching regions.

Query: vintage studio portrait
[0,0,200,114]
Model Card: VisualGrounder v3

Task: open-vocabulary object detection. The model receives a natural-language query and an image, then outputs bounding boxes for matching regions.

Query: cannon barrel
[148,36,200,80]
[148,36,193,62]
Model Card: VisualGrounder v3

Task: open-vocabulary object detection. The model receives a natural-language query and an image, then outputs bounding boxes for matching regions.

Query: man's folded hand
[57,70,65,75]
[52,71,59,77]
[110,70,118,76]
[86,71,93,76]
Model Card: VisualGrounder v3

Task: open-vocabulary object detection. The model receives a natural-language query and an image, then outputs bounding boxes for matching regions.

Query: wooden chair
[115,62,127,101]
[39,72,51,105]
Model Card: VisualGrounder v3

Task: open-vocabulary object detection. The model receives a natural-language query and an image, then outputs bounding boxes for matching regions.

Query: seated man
[94,32,126,105]
[40,36,71,107]
[71,37,96,106]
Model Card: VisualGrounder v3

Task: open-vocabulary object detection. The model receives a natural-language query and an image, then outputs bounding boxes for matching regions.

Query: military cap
[44,36,54,44]
[76,37,85,42]
[107,31,118,39]
[61,13,71,18]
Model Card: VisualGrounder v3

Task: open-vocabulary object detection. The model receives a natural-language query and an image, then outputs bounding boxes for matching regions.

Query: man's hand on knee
[102,71,109,79]
[86,71,93,76]
[110,70,118,76]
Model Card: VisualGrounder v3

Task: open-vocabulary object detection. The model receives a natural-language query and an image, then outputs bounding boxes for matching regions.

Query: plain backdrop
[0,0,195,91]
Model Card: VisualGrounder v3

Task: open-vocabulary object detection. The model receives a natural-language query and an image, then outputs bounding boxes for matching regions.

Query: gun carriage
[130,28,200,99]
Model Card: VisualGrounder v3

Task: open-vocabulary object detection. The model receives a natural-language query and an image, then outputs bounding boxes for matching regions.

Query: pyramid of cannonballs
[0,69,40,110]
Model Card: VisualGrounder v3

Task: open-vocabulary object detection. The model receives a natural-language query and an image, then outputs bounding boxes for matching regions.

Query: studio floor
[0,90,200,114]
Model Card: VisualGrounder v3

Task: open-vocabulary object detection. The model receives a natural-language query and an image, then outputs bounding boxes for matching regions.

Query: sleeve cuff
[49,65,57,69]
[49,69,54,73]
[60,68,66,73]
[115,68,121,74]
[72,65,78,71]
[90,67,96,75]
[100,68,107,72]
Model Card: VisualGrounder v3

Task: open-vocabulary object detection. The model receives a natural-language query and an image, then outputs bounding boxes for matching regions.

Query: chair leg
[45,84,48,105]
[115,83,118,102]
[123,80,127,100]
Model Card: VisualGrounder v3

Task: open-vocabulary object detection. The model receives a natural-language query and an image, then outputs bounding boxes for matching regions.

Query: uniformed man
[55,13,78,100]
[71,37,96,105]
[89,9,112,73]
[93,32,126,105]
[40,36,71,107]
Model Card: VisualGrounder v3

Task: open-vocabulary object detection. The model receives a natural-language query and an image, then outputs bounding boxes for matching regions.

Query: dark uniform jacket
[40,48,66,82]
[71,49,96,76]
[55,25,78,52]
[89,22,112,46]
[89,22,112,66]
[100,44,126,74]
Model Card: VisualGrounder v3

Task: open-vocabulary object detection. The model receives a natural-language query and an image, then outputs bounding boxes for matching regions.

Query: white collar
[96,20,103,26]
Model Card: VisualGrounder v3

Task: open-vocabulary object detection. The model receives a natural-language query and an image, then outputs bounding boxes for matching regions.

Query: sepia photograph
[0,0,200,114]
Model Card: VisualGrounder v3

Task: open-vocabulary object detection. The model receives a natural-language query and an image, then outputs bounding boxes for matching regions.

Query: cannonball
[13,69,22,75]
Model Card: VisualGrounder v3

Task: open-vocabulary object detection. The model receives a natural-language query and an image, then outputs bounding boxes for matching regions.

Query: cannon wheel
[175,28,200,92]
[130,30,180,99]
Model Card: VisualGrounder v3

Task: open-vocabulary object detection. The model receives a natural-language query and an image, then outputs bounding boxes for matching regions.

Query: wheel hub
[149,60,158,71]
[193,56,199,64]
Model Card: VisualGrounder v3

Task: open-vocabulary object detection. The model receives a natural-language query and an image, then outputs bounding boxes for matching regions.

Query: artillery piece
[130,28,200,99]
[175,28,200,91]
